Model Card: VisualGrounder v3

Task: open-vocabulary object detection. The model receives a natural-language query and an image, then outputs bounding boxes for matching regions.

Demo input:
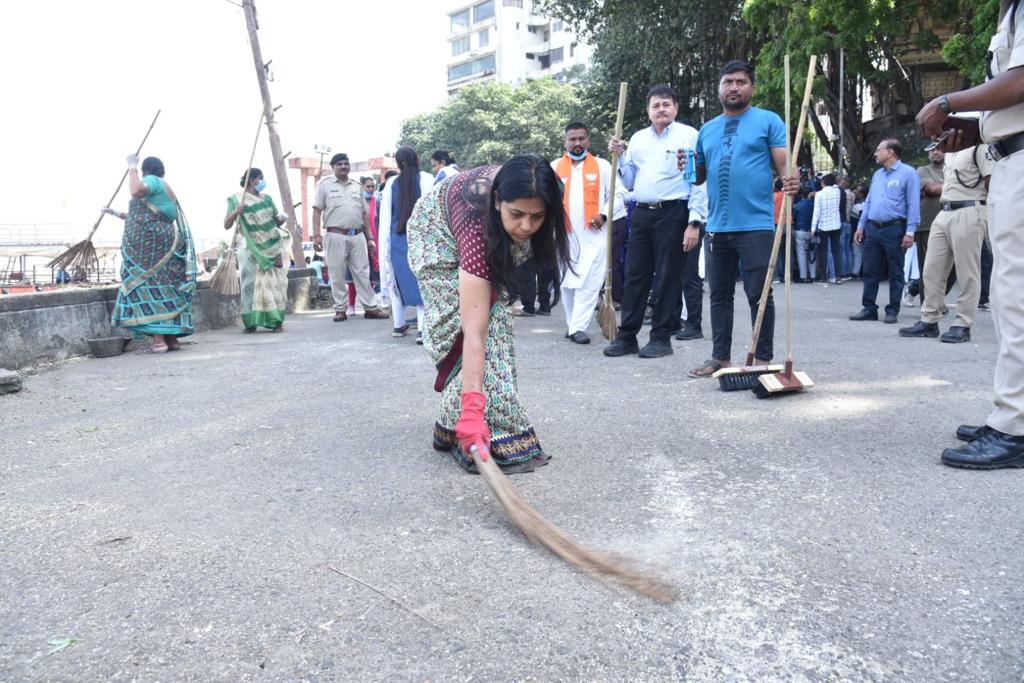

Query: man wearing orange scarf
[552,122,614,344]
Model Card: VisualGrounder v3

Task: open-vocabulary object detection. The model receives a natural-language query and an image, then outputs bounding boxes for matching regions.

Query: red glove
[454,391,490,461]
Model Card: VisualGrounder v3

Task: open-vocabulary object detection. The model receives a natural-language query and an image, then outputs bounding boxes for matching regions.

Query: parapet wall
[0,270,317,370]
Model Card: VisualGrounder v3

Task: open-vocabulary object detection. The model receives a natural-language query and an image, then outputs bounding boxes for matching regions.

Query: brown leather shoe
[333,311,348,322]
[363,308,388,319]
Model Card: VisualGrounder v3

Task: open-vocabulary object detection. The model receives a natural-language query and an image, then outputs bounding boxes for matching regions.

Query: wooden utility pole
[242,0,305,267]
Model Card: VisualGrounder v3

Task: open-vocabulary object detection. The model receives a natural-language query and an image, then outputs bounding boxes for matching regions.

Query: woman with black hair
[408,155,571,474]
[223,168,292,332]
[106,155,197,353]
[429,150,459,185]
[379,146,434,342]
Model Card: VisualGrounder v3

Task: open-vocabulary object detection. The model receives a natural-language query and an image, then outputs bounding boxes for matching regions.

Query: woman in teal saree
[107,155,197,353]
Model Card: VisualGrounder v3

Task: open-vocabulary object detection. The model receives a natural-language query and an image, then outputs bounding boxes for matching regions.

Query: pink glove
[454,391,490,461]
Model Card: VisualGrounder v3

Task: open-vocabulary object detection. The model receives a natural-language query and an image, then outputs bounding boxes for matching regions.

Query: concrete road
[2,282,1021,681]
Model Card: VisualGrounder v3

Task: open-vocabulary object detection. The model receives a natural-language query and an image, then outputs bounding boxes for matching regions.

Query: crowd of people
[106,0,1023,474]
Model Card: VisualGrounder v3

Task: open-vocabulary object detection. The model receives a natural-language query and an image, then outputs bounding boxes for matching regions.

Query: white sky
[0,0,449,249]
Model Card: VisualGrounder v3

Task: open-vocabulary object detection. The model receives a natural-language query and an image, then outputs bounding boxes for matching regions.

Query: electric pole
[242,0,305,267]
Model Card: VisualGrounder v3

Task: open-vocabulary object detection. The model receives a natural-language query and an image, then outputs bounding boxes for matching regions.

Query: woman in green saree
[107,155,196,353]
[223,168,292,332]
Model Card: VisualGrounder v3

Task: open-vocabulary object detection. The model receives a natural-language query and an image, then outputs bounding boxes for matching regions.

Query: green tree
[397,78,588,168]
[943,0,1000,85]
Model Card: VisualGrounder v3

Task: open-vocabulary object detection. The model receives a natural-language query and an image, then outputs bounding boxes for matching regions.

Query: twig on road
[326,565,446,633]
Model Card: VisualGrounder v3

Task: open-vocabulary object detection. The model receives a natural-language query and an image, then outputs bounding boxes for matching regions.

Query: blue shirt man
[793,195,815,231]
[850,138,921,323]
[687,60,794,374]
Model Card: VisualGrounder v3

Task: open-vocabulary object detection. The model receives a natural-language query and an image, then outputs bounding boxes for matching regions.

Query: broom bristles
[47,239,97,274]
[473,450,679,603]
[209,251,240,296]
[597,297,618,342]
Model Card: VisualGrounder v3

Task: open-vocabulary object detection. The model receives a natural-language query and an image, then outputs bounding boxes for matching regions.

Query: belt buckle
[941,202,952,211]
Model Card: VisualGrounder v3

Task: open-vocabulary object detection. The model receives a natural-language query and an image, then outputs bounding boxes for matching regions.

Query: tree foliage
[397,78,586,168]
[942,0,1000,85]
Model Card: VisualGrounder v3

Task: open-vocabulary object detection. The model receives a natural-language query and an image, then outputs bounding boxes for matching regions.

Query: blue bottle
[684,149,697,183]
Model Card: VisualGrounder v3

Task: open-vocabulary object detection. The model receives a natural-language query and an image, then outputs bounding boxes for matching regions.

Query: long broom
[48,109,161,275]
[755,54,816,399]
[471,446,678,603]
[210,111,264,297]
[714,56,816,391]
[598,82,629,342]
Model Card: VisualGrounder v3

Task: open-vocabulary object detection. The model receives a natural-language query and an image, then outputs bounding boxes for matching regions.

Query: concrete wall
[0,270,317,370]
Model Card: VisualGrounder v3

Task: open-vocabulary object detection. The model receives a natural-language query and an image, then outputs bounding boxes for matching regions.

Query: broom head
[471,446,678,603]
[713,364,786,392]
[753,361,813,399]
[47,239,97,274]
[597,295,618,341]
[209,250,240,296]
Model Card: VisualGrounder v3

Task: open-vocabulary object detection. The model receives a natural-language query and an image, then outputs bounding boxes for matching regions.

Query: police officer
[917,0,1024,468]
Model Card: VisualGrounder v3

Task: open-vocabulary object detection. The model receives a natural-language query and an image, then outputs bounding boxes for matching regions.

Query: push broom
[713,55,817,392]
[755,54,816,399]
[598,82,629,342]
[210,111,264,297]
[470,445,678,603]
[48,109,161,276]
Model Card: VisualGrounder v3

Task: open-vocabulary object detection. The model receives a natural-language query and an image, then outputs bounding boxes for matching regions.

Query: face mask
[363,191,374,199]
[254,180,267,192]
[567,149,588,161]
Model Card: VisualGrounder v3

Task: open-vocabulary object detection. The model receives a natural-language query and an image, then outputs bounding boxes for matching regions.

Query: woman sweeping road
[107,154,196,354]
[408,155,570,474]
[224,168,292,333]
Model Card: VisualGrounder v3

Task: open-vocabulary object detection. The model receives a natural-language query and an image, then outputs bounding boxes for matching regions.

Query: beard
[720,94,750,111]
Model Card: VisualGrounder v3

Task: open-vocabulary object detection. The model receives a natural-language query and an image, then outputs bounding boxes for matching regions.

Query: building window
[452,36,471,56]
[550,47,564,64]
[473,0,495,23]
[503,0,523,7]
[448,54,496,82]
[552,19,563,31]
[451,9,470,33]
[478,28,490,48]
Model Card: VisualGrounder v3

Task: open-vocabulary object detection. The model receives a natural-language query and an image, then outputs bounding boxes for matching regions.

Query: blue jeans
[861,222,906,315]
[839,222,853,277]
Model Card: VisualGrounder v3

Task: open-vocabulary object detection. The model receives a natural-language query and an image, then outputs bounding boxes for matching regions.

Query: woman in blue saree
[106,155,196,353]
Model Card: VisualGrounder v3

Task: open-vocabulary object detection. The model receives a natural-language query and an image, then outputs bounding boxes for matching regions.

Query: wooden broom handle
[786,56,817,366]
[605,82,628,297]
[229,111,267,248]
[88,109,161,240]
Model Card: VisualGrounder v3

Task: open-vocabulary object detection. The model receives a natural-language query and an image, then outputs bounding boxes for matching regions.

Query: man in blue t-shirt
[684,60,797,377]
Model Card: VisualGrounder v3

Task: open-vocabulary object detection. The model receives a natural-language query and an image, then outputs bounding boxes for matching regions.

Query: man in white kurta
[552,122,613,344]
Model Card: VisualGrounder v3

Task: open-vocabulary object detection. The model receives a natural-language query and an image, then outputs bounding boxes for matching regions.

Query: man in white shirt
[551,122,614,344]
[811,173,843,283]
[604,84,708,359]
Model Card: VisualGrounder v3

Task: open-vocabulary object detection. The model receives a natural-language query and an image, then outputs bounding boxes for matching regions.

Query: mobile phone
[940,116,981,150]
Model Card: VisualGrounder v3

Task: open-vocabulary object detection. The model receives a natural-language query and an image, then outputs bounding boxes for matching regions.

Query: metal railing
[0,223,74,245]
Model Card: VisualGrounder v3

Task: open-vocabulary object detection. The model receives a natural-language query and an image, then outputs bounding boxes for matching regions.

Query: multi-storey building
[446,0,592,96]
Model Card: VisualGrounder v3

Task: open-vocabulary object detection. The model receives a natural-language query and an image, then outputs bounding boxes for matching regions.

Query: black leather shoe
[942,428,1024,469]
[883,312,899,324]
[674,325,703,341]
[899,321,939,338]
[638,339,673,358]
[956,424,990,442]
[569,331,591,344]
[941,326,971,343]
[603,339,640,357]
[849,309,878,321]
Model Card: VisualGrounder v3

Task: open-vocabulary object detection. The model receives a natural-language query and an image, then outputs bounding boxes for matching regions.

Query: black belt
[866,219,906,229]
[326,227,363,236]
[941,200,986,211]
[636,198,686,210]
[992,131,1024,160]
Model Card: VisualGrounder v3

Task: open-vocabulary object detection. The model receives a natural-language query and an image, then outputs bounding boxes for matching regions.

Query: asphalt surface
[2,281,1022,682]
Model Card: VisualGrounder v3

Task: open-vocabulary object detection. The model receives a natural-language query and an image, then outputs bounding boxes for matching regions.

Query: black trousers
[617,202,688,343]
[708,230,775,361]
[671,230,704,328]
[513,256,554,312]
[815,230,842,281]
[611,217,628,304]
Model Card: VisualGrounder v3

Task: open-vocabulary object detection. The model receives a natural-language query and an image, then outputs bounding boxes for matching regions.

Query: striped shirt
[811,185,842,232]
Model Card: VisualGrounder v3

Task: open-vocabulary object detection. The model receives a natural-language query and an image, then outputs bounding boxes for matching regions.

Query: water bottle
[684,149,697,183]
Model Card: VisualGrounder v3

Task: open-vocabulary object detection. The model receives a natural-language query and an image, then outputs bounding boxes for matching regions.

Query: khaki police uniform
[920,146,994,328]
[982,3,1024,435]
[314,175,379,313]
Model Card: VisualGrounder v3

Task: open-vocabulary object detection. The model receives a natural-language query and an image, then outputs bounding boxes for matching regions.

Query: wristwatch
[938,94,952,114]
[687,221,704,229]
